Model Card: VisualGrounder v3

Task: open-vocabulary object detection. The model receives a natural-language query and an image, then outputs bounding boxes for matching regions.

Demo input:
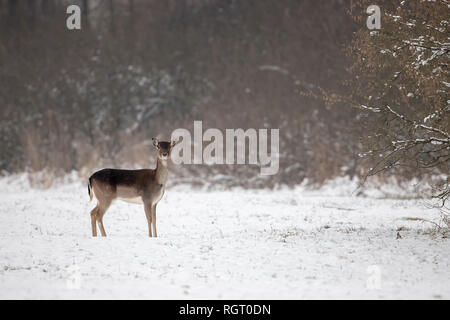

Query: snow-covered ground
[0,175,448,299]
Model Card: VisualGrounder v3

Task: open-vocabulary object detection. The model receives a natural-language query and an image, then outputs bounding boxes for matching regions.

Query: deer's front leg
[144,203,153,237]
[151,204,157,238]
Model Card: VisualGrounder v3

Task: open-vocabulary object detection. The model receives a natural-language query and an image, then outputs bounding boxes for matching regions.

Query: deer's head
[152,138,179,161]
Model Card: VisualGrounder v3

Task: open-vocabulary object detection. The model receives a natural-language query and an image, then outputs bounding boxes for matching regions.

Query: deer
[87,138,179,237]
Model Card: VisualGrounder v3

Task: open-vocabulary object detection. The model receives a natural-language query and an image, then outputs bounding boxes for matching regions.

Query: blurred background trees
[349,0,449,206]
[0,0,447,195]
[318,0,449,205]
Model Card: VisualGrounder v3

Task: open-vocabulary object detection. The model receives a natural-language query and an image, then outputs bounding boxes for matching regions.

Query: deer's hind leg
[96,201,111,237]
[90,205,99,237]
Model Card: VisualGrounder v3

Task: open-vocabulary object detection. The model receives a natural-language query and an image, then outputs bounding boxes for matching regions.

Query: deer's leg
[97,202,111,237]
[151,204,157,238]
[90,205,99,237]
[144,203,153,237]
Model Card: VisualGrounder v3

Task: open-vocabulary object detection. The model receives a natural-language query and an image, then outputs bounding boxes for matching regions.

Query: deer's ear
[152,138,159,148]
[171,139,180,148]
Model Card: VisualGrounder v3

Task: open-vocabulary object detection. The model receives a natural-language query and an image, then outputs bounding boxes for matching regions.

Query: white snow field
[0,175,448,299]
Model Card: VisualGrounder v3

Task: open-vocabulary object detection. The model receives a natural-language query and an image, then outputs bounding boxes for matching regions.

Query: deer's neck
[155,157,169,186]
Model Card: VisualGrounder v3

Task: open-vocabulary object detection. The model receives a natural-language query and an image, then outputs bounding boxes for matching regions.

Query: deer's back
[90,168,158,201]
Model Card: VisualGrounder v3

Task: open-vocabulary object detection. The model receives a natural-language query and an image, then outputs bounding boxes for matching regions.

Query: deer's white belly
[117,197,144,205]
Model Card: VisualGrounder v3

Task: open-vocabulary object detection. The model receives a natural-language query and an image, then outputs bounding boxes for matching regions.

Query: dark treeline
[0,0,375,187]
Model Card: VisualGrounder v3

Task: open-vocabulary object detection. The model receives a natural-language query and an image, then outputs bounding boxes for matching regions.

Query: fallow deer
[87,138,179,237]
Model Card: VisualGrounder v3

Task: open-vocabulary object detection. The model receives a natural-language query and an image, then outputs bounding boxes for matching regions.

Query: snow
[0,175,449,299]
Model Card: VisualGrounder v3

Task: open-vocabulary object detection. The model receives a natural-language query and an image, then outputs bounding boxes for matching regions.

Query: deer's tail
[88,177,93,201]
